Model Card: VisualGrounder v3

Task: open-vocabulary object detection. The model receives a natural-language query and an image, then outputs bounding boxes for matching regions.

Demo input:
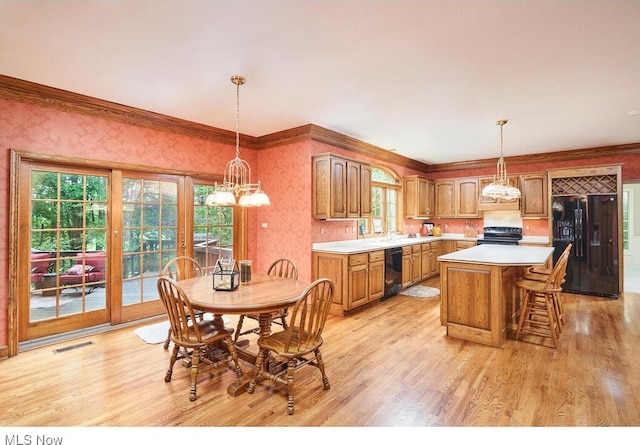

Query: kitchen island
[438,244,554,347]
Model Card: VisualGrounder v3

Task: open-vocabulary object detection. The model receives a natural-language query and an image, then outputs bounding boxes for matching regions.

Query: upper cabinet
[404,175,434,219]
[477,176,521,211]
[435,178,479,218]
[312,154,371,219]
[520,173,548,218]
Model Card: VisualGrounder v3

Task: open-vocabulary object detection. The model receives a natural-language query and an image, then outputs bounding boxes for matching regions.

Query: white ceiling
[2,0,640,165]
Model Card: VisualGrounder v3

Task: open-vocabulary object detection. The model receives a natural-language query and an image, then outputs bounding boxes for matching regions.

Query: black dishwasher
[383,247,403,299]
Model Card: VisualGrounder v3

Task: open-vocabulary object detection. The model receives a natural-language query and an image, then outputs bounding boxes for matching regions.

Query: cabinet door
[404,176,419,218]
[348,264,369,309]
[411,245,422,283]
[360,163,372,217]
[425,179,435,216]
[429,243,439,276]
[520,173,548,217]
[369,260,385,300]
[421,245,431,280]
[456,178,479,217]
[438,240,455,256]
[402,251,412,288]
[346,161,361,218]
[435,180,455,217]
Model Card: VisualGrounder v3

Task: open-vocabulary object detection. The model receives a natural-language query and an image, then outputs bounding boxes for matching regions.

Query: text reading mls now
[5,436,63,445]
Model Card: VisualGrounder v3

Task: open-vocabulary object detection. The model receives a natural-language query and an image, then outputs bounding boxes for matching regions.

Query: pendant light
[206,75,270,207]
[481,119,521,201]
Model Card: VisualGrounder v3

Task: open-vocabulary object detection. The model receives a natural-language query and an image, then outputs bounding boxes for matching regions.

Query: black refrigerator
[551,194,619,298]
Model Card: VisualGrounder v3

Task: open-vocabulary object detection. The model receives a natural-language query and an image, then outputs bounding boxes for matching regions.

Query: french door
[16,156,238,346]
[20,163,111,340]
[111,171,186,323]
[19,162,197,341]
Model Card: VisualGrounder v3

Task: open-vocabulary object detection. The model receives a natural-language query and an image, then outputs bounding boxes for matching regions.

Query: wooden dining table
[178,272,309,396]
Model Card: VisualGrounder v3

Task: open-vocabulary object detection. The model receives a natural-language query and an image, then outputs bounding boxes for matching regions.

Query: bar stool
[522,244,572,328]
[515,247,570,348]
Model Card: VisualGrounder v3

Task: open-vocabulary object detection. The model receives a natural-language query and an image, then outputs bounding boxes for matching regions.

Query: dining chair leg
[224,337,243,378]
[165,343,180,382]
[163,328,171,350]
[315,349,331,390]
[189,348,201,402]
[286,359,295,415]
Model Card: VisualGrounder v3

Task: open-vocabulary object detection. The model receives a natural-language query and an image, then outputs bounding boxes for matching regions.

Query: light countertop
[312,233,549,254]
[437,244,554,266]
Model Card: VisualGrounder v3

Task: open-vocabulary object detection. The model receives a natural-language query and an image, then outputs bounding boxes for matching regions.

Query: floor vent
[53,341,95,354]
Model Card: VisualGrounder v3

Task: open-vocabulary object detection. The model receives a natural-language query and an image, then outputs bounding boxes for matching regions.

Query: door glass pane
[30,171,108,322]
[194,184,234,273]
[122,177,178,306]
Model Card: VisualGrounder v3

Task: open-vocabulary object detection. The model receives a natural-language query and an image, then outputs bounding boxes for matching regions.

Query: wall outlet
[345,226,349,233]
[261,222,268,228]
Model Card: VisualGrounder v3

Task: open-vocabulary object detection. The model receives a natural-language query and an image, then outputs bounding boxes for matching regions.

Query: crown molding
[3,74,639,172]
[0,74,259,149]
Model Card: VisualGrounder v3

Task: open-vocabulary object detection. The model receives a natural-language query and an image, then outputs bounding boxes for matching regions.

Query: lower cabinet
[313,250,385,316]
[402,245,422,287]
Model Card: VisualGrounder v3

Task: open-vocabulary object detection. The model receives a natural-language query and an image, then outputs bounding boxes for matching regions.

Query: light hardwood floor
[1,276,639,427]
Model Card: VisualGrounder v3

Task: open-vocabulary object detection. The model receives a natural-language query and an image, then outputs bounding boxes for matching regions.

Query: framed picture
[372,218,384,233]
[424,223,434,234]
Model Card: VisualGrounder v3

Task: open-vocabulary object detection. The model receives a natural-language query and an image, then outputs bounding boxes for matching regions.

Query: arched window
[361,166,401,235]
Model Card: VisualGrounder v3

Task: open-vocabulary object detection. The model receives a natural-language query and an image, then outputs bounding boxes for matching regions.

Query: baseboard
[0,345,8,360]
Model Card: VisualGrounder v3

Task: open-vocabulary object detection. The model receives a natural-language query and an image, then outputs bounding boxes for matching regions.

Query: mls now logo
[5,436,63,445]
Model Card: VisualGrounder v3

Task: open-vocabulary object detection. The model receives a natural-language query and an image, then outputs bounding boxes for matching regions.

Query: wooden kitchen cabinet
[421,243,431,280]
[312,154,372,219]
[428,242,439,276]
[313,250,384,315]
[404,175,435,218]
[402,245,422,287]
[438,240,455,256]
[420,242,440,280]
[360,163,372,217]
[456,178,479,217]
[520,173,548,217]
[435,180,455,217]
[368,250,385,300]
[435,178,479,218]
[455,240,476,250]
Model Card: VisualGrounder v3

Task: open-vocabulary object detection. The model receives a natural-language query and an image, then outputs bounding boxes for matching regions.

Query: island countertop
[438,244,554,266]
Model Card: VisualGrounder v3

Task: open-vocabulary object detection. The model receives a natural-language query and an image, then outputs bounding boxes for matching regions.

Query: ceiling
[2,0,640,165]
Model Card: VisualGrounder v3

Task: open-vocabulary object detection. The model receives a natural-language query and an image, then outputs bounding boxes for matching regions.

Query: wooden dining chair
[247,277,334,415]
[157,276,243,401]
[515,246,570,348]
[161,256,206,350]
[234,258,299,343]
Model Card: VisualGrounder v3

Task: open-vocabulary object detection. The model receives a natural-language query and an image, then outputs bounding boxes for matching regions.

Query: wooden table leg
[226,312,278,396]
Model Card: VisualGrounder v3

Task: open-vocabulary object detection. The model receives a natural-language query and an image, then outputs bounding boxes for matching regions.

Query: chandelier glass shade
[481,120,521,201]
[206,75,270,207]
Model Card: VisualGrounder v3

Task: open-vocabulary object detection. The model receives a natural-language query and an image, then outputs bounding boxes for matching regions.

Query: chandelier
[481,119,521,201]
[206,75,270,207]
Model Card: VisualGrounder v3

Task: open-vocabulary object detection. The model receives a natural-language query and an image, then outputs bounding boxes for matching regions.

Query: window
[360,166,400,235]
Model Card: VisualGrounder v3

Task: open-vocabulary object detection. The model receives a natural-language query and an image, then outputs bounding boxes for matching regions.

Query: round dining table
[177,273,309,396]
